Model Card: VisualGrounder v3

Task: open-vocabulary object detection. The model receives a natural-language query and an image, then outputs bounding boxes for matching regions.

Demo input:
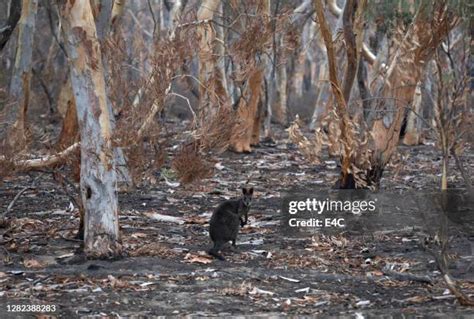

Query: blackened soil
[0,123,473,318]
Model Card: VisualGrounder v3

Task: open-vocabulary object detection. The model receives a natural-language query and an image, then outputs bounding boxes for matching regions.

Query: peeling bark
[291,19,314,98]
[56,81,79,150]
[263,73,274,139]
[58,0,131,188]
[273,54,288,125]
[341,0,357,102]
[314,0,355,187]
[368,3,458,184]
[230,68,264,153]
[197,0,227,116]
[4,0,38,148]
[62,0,121,258]
[98,0,131,186]
[230,1,269,152]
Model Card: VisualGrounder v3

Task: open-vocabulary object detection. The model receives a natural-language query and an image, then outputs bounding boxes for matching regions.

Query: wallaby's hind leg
[208,241,225,260]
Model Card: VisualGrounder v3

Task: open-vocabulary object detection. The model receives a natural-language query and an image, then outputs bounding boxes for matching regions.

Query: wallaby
[208,187,254,260]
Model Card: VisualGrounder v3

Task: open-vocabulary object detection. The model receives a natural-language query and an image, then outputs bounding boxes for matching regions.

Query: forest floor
[0,121,473,318]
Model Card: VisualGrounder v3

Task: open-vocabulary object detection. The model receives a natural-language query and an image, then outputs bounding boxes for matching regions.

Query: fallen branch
[423,237,474,306]
[1,143,80,171]
[442,273,474,306]
[17,143,80,170]
[4,187,29,216]
[1,173,43,219]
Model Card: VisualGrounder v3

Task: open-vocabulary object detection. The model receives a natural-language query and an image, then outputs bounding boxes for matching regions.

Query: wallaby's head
[241,187,254,207]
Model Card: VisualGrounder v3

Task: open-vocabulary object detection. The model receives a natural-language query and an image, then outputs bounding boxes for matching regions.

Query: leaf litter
[0,122,472,316]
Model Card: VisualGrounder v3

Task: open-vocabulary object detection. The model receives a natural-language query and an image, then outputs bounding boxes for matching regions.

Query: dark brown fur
[208,187,253,260]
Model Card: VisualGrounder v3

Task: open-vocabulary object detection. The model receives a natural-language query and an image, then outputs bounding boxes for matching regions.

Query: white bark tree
[62,0,121,258]
[197,0,227,116]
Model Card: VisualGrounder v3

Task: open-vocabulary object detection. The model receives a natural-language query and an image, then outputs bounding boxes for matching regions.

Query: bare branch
[326,0,342,16]
[2,173,43,218]
[169,92,197,125]
[136,83,172,141]
[362,43,376,65]
[12,142,80,170]
[326,0,376,65]
[314,0,345,110]
[147,0,157,37]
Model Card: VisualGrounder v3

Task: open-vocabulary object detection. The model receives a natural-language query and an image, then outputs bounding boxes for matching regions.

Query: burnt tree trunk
[314,0,357,188]
[62,0,121,258]
[4,0,37,149]
[230,1,269,152]
[231,68,264,152]
[367,3,457,186]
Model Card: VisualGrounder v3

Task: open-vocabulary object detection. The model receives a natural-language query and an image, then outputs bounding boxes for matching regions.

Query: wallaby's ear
[248,187,254,195]
[242,187,247,195]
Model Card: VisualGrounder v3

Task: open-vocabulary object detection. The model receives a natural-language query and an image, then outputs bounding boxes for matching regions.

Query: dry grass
[195,106,240,154]
[172,142,213,184]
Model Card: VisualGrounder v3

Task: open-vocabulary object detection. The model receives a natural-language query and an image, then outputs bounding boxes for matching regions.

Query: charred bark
[230,68,264,153]
[367,3,458,186]
[341,0,357,102]
[3,0,38,149]
[230,1,269,152]
[314,0,356,188]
